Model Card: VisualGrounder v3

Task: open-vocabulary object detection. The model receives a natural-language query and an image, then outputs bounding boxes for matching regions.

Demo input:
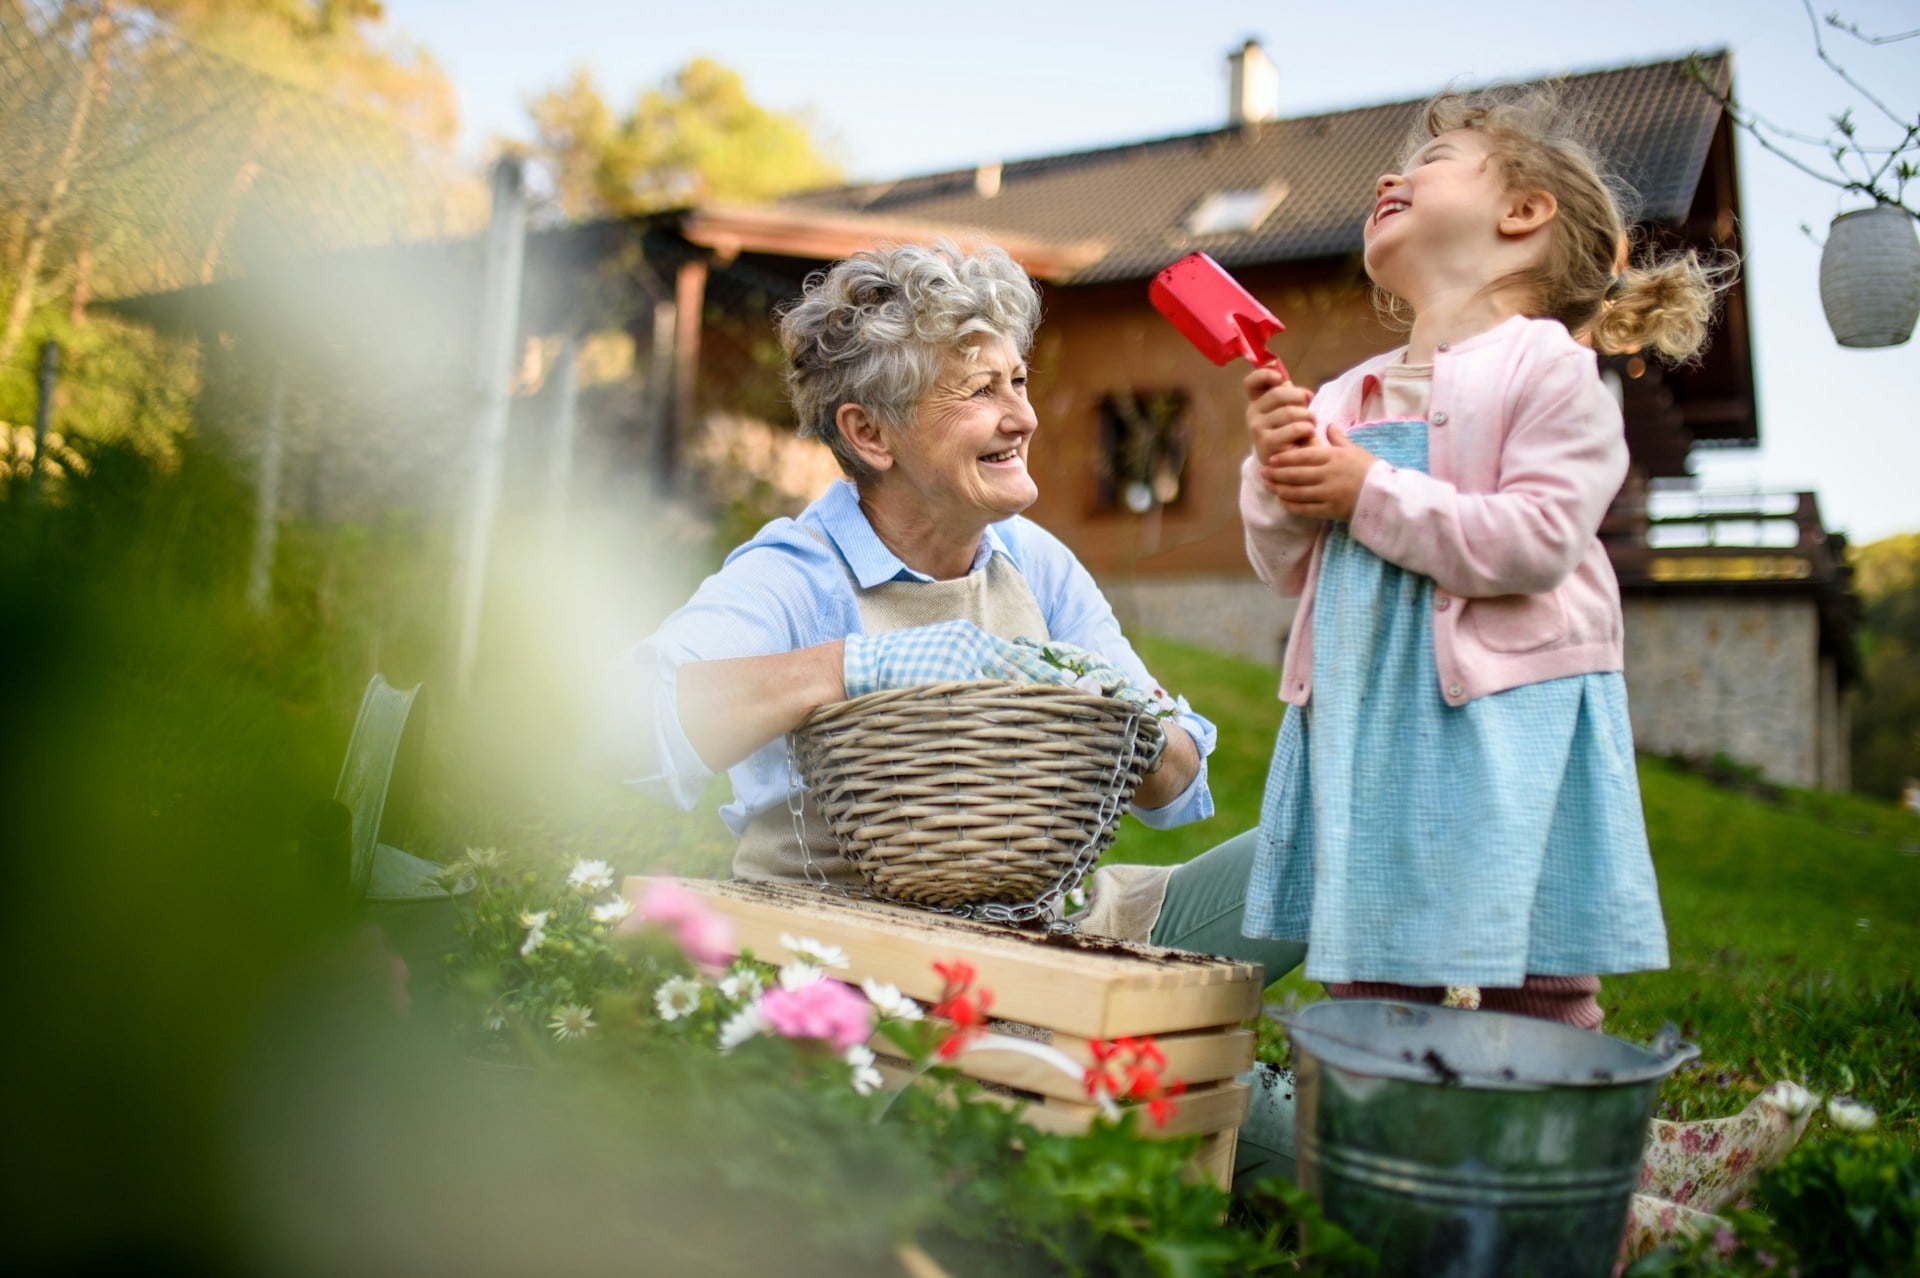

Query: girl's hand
[1266,426,1378,522]
[1245,367,1315,471]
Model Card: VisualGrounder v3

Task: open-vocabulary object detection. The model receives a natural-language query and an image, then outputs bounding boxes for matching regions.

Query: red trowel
[1149,252,1288,377]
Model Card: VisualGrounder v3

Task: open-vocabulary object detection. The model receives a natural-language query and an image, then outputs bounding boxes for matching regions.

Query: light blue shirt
[606,480,1217,838]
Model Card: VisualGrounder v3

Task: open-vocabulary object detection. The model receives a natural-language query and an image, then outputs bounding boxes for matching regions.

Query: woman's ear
[837,402,893,473]
[1499,188,1559,238]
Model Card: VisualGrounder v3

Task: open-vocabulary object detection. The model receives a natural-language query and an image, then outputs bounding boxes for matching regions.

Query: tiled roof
[784,53,1730,285]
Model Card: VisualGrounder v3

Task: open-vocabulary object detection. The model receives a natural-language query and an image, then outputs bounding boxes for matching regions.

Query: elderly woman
[604,240,1302,993]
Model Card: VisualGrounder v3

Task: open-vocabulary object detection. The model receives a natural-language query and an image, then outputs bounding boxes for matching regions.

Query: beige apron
[732,531,1172,942]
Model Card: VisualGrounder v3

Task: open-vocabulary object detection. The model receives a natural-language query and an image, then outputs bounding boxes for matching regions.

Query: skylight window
[1184,184,1288,237]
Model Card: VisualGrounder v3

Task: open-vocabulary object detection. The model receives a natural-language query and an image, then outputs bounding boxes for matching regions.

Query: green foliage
[1850,532,1920,800]
[519,59,842,219]
[0,306,199,468]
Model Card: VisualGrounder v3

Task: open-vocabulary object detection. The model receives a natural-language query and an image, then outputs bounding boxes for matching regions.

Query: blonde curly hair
[1382,86,1737,363]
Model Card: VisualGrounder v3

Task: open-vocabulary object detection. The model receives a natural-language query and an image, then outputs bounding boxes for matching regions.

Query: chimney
[974,161,1002,199]
[1227,39,1278,127]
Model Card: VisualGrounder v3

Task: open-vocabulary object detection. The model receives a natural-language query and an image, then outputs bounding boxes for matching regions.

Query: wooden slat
[632,876,1262,1039]
[1018,1079,1250,1140]
[932,1026,1255,1102]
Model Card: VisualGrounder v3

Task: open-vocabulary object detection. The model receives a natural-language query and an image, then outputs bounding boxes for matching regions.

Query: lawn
[1113,635,1920,1147]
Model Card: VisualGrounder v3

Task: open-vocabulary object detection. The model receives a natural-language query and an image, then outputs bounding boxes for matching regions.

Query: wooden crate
[629,876,1261,1187]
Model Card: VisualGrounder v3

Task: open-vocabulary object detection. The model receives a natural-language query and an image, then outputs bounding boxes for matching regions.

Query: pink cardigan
[1242,315,1628,708]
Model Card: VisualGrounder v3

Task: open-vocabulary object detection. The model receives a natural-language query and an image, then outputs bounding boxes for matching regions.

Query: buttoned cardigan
[1241,314,1629,708]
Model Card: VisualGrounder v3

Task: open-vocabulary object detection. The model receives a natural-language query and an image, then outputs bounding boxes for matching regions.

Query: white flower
[464,846,504,870]
[860,978,922,1022]
[780,933,850,970]
[845,1043,884,1096]
[567,859,616,894]
[717,1003,764,1054]
[482,1006,508,1033]
[591,896,634,926]
[518,910,550,957]
[719,970,764,1002]
[1760,1081,1817,1117]
[548,1004,596,1041]
[654,976,702,1021]
[1827,1097,1878,1132]
[778,961,824,990]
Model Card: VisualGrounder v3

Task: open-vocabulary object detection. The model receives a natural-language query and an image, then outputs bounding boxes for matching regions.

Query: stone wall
[1621,595,1844,789]
[1099,574,1296,668]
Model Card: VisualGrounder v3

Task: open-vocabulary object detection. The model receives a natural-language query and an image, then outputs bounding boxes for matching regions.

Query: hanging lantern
[1818,204,1920,348]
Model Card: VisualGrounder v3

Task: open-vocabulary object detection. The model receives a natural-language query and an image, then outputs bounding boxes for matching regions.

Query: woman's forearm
[674,641,848,773]
[1131,722,1201,811]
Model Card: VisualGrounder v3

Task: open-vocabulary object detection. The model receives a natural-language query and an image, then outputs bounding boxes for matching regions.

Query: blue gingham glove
[1008,638,1177,771]
[842,620,1071,699]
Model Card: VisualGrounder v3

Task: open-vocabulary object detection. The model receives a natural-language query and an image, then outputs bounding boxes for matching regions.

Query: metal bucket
[1280,1000,1698,1278]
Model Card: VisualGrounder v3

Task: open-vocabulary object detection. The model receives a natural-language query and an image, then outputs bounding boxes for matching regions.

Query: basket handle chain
[785,732,837,891]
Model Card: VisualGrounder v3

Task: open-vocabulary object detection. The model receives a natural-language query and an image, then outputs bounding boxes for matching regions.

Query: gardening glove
[1006,638,1177,773]
[842,620,1059,699]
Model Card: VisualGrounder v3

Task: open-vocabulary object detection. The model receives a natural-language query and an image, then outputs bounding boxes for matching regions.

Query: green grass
[1113,635,1920,1147]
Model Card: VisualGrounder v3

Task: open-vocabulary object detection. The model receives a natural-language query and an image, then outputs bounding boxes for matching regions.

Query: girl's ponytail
[1588,247,1738,363]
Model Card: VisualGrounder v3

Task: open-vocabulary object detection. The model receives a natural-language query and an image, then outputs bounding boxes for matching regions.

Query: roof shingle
[786,53,1730,284]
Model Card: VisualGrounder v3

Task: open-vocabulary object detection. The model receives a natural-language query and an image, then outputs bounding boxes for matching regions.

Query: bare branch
[1805,0,1909,133]
[1824,11,1920,45]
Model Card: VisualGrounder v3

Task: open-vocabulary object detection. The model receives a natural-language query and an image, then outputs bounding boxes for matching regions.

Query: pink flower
[622,879,735,966]
[758,976,873,1052]
[674,911,735,968]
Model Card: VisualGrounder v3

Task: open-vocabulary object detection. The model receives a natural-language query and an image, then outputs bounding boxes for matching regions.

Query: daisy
[778,961,824,990]
[591,896,634,926]
[845,1043,884,1096]
[1760,1081,1816,1117]
[860,978,923,1022]
[717,1003,764,1054]
[567,859,616,894]
[518,910,550,958]
[1827,1097,1877,1132]
[548,1004,596,1041]
[654,976,702,1021]
[780,934,850,970]
[719,969,765,1002]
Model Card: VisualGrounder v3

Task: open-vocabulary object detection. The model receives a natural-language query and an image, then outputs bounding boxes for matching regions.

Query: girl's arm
[1345,348,1626,598]
[1241,452,1323,597]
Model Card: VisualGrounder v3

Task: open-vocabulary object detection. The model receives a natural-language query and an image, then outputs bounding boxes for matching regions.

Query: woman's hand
[1265,426,1378,522]
[1245,366,1316,488]
[842,620,1055,698]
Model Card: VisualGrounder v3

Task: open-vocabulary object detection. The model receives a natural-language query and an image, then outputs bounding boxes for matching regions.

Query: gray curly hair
[777,239,1042,478]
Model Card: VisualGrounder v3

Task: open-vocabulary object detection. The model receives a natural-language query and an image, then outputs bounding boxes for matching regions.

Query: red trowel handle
[1149,252,1287,377]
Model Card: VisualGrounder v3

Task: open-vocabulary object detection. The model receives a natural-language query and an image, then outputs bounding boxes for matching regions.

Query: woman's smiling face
[885,330,1039,528]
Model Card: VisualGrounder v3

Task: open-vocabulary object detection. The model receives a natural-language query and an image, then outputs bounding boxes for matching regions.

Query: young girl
[1239,87,1730,1030]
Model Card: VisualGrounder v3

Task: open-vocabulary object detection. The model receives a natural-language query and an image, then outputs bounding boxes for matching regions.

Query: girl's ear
[1499,189,1559,238]
[837,403,894,473]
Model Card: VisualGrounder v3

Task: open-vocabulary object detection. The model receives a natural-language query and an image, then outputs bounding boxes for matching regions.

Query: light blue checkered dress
[1242,419,1669,986]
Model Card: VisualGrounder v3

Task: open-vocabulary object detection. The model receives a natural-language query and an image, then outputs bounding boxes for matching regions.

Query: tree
[1849,533,1920,800]
[519,59,841,221]
[1688,1,1919,220]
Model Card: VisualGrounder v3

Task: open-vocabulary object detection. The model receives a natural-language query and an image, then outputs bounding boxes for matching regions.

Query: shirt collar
[812,480,1010,587]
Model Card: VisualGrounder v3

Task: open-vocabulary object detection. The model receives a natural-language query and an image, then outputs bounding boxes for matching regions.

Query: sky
[387,0,1920,544]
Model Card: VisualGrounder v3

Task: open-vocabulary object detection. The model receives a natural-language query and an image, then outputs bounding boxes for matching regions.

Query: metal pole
[28,339,59,496]
[452,156,529,693]
[547,334,580,536]
[245,360,287,614]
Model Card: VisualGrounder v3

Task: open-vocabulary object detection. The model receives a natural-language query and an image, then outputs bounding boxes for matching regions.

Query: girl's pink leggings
[1323,974,1604,1030]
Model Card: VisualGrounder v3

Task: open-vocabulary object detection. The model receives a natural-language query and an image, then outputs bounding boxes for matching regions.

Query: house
[104,47,1855,788]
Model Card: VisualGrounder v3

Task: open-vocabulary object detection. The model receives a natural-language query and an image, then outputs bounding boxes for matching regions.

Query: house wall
[1023,261,1394,578]
[1621,595,1836,789]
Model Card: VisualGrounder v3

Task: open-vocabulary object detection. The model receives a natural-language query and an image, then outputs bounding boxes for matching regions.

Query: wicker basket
[789,680,1163,910]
